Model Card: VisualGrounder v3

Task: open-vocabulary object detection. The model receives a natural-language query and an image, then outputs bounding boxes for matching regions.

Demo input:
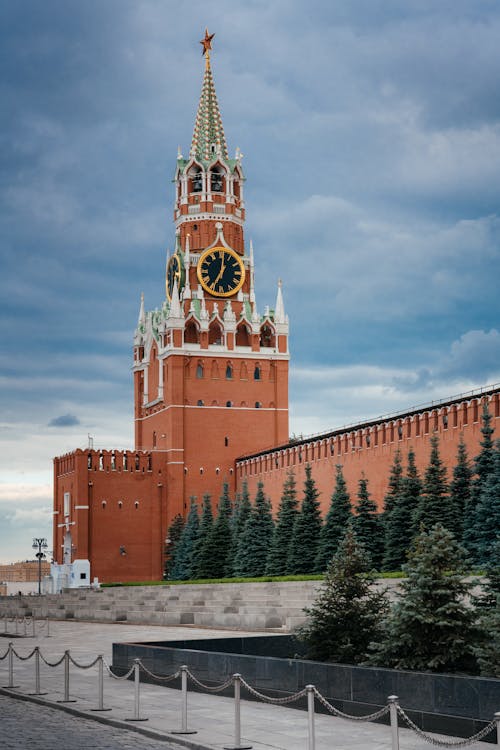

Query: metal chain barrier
[11,646,37,661]
[397,705,498,747]
[137,660,181,682]
[68,654,101,669]
[185,667,234,693]
[314,686,390,722]
[239,675,309,706]
[38,650,66,668]
[102,658,136,681]
[2,640,500,750]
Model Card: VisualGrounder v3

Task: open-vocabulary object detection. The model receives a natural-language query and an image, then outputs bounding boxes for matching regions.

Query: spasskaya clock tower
[132,30,289,520]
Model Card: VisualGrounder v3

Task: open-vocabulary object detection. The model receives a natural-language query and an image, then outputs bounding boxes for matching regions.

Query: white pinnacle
[274,279,286,325]
[138,292,145,326]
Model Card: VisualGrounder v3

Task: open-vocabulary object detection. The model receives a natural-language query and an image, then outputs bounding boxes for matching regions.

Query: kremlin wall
[238,385,500,516]
[52,34,499,584]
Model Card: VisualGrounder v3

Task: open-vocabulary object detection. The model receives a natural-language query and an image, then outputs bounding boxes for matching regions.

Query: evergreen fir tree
[413,433,453,532]
[192,493,214,578]
[449,437,472,541]
[233,482,274,577]
[475,537,500,677]
[369,524,479,673]
[203,482,233,579]
[383,450,403,519]
[474,536,500,610]
[297,526,388,663]
[476,605,500,678]
[353,476,385,571]
[315,465,352,573]
[170,498,199,580]
[288,465,323,574]
[227,481,251,576]
[164,513,185,579]
[266,470,299,576]
[469,443,500,567]
[463,402,496,559]
[383,449,421,571]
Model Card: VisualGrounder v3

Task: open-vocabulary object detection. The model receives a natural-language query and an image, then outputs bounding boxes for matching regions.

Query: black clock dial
[166,253,184,300]
[197,247,245,297]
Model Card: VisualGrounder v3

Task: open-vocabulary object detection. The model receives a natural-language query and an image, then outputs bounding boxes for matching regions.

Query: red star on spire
[200,28,215,56]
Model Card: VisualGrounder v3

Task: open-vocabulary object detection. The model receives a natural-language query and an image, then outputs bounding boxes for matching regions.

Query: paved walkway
[0,621,494,750]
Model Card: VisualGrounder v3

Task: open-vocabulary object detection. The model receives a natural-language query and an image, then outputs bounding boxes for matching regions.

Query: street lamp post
[32,538,48,596]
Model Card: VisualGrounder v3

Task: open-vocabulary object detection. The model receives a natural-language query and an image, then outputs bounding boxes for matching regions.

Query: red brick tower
[132,31,289,518]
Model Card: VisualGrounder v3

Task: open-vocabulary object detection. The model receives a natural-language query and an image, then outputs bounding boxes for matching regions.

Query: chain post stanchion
[388,695,400,750]
[91,655,112,712]
[125,659,148,722]
[171,665,197,735]
[57,650,76,703]
[28,646,47,696]
[3,642,19,689]
[306,685,316,750]
[495,712,500,747]
[224,674,252,750]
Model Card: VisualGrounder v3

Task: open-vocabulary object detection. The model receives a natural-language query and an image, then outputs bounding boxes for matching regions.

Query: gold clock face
[197,246,245,297]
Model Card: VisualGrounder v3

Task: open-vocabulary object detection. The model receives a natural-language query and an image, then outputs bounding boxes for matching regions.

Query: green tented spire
[190,36,228,163]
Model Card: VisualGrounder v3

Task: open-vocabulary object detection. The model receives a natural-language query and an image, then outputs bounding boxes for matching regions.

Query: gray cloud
[48,414,80,427]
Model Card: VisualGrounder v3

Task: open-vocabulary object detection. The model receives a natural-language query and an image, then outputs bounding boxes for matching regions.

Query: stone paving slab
[0,620,495,750]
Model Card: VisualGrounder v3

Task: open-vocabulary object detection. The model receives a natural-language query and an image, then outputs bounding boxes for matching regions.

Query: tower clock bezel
[197,246,245,298]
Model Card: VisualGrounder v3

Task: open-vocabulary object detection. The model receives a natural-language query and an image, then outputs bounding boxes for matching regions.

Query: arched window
[255,401,261,409]
[226,400,233,407]
[184,320,200,345]
[197,399,204,406]
[210,166,224,192]
[235,322,250,347]
[196,363,204,378]
[254,366,261,381]
[190,167,202,193]
[226,364,233,379]
[209,320,223,345]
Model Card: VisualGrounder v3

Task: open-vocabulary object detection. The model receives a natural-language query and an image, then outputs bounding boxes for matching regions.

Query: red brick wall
[237,392,500,515]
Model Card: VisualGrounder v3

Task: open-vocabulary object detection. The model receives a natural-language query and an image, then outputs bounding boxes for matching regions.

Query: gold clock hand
[213,253,226,286]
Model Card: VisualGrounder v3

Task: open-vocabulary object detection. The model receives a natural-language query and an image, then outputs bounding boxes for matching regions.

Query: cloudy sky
[1,1,499,563]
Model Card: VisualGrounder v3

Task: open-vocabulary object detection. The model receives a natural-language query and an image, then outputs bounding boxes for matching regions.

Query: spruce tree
[164,513,185,579]
[170,498,199,580]
[469,443,500,568]
[233,482,274,577]
[288,465,323,574]
[383,449,421,571]
[315,465,352,573]
[463,402,496,559]
[475,537,500,677]
[449,437,472,541]
[192,493,214,578]
[227,482,252,576]
[369,524,479,673]
[353,476,385,571]
[413,434,453,532]
[383,450,403,519]
[297,525,388,663]
[266,470,299,576]
[203,482,233,579]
